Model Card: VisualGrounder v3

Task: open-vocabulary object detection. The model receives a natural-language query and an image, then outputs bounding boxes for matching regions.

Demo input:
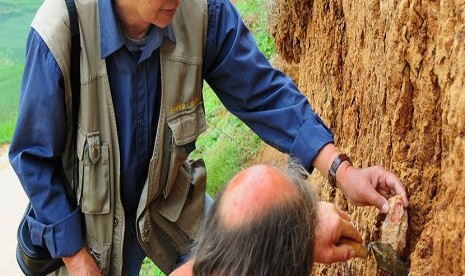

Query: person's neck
[114,1,151,39]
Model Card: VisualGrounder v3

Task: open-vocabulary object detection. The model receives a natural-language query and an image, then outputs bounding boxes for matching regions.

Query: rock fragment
[381,195,408,255]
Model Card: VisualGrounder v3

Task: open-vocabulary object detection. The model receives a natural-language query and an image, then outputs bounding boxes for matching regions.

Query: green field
[0,0,41,144]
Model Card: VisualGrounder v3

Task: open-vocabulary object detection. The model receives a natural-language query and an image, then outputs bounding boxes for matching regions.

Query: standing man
[9,0,408,275]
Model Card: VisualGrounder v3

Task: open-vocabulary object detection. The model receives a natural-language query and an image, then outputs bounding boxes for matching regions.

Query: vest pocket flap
[87,132,101,164]
[167,103,207,146]
[159,164,190,222]
[155,159,207,244]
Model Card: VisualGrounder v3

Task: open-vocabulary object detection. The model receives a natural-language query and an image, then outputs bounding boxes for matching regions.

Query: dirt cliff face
[264,0,465,275]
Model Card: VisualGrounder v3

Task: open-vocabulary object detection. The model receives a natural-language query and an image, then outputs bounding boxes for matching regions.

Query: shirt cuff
[290,114,334,171]
[27,207,84,258]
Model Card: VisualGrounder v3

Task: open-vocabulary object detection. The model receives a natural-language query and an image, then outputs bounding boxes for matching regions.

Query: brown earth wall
[262,0,465,275]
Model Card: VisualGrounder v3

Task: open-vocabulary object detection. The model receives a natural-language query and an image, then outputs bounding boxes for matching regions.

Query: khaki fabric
[32,0,208,274]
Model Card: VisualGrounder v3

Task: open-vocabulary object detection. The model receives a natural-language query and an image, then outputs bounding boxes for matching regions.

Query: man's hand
[336,164,408,213]
[312,144,409,213]
[62,246,102,276]
[313,202,362,264]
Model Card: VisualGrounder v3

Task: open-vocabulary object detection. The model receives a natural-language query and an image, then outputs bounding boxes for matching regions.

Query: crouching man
[172,162,363,275]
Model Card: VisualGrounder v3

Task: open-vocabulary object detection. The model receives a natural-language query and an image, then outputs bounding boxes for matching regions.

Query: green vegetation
[191,85,263,196]
[0,0,41,144]
[0,0,42,14]
[140,258,166,276]
[0,63,22,143]
[0,11,37,63]
[234,0,275,59]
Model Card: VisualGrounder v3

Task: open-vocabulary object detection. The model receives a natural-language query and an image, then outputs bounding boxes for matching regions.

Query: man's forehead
[218,165,297,226]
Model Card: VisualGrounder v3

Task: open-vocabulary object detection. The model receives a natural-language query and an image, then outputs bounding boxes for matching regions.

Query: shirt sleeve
[8,28,83,258]
[203,0,334,170]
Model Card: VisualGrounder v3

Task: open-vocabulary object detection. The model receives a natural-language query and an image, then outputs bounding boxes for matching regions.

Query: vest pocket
[87,236,111,274]
[149,104,207,251]
[165,103,207,197]
[152,159,206,250]
[76,129,110,214]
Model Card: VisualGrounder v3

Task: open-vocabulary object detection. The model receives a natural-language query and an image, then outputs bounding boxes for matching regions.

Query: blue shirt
[9,0,333,258]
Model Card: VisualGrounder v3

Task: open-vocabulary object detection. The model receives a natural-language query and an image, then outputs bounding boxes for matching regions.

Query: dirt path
[0,144,28,275]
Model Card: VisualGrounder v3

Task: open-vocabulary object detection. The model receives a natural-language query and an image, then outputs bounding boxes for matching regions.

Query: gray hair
[192,161,319,276]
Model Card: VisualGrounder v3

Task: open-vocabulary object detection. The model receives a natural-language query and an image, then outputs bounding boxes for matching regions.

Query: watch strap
[328,153,352,188]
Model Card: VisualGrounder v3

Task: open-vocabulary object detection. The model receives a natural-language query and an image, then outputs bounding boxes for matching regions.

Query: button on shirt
[99,0,176,211]
[9,0,333,258]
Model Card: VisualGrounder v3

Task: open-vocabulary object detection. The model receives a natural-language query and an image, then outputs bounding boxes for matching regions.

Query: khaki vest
[31,0,208,274]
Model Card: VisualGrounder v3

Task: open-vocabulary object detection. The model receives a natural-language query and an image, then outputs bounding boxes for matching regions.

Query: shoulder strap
[64,0,80,205]
[65,0,80,132]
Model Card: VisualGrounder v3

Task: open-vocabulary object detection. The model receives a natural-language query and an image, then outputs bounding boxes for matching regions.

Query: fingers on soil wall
[269,0,465,275]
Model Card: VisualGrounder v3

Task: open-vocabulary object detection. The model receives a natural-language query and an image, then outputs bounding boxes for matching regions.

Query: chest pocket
[151,102,207,248]
[163,102,207,198]
[76,128,110,214]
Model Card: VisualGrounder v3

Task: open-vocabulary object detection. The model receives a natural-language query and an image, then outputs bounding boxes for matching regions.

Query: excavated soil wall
[262,0,465,275]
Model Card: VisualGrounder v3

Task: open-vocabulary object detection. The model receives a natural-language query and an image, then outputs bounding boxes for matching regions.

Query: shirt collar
[139,25,176,61]
[98,0,176,59]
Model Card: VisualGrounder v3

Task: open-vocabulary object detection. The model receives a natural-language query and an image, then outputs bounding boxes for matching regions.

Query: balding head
[193,162,319,276]
[219,164,298,227]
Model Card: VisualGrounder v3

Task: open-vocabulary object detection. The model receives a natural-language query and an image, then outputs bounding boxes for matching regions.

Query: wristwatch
[328,153,352,188]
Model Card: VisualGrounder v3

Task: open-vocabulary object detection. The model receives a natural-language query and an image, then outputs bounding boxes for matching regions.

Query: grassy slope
[0,0,41,144]
[191,85,263,196]
[0,64,22,143]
